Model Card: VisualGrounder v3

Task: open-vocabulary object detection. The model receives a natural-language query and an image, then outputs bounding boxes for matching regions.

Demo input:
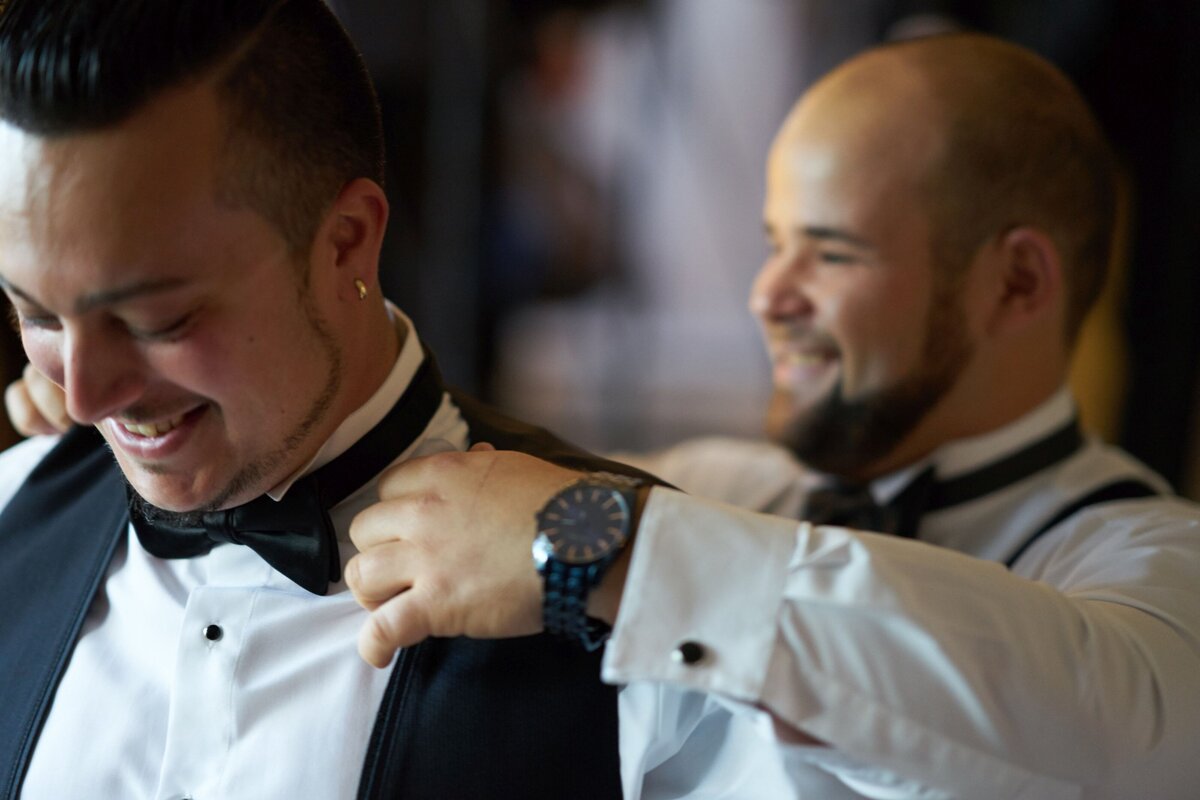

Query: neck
[253,301,403,506]
[322,300,404,440]
[852,359,1067,482]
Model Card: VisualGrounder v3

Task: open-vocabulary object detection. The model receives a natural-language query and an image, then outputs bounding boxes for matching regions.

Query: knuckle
[366,606,397,647]
[411,489,446,514]
[346,550,391,600]
[343,555,366,595]
[349,501,410,548]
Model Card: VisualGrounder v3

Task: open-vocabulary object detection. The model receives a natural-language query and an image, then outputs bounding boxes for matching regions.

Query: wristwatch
[532,471,644,651]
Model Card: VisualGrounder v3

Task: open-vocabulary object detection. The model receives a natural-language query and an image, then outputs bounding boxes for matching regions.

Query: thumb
[469,441,496,452]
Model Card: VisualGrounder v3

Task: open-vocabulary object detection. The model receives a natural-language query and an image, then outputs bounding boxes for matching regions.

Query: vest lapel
[0,426,128,797]
[357,387,648,799]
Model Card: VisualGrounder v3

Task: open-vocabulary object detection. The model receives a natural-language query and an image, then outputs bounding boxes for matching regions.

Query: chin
[120,463,223,513]
[129,483,209,514]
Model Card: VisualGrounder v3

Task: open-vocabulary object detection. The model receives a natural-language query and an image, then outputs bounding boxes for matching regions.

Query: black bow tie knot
[130,354,445,595]
[802,470,934,538]
[132,475,340,595]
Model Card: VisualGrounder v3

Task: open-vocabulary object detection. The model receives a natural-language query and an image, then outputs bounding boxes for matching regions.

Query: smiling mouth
[118,410,190,438]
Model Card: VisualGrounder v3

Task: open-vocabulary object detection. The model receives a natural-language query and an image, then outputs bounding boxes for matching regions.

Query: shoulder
[610,436,811,514]
[0,434,63,513]
[1019,438,1199,575]
[1060,437,1174,495]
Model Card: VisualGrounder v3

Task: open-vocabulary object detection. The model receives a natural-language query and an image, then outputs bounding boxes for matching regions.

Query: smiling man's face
[0,83,347,512]
[751,75,976,479]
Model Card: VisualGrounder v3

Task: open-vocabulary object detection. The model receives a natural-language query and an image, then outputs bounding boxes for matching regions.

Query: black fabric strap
[1003,479,1159,568]
[926,420,1083,511]
[308,354,443,505]
[803,419,1085,539]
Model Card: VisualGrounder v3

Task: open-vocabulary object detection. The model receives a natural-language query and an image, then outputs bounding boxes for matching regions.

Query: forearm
[604,488,1200,796]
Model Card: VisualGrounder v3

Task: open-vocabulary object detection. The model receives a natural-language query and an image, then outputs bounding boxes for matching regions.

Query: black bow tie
[131,354,445,595]
[801,419,1083,538]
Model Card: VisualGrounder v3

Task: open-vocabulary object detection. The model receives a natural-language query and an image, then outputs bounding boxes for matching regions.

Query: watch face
[536,483,630,566]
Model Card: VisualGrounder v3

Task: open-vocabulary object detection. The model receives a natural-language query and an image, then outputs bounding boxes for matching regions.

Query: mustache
[762,325,840,356]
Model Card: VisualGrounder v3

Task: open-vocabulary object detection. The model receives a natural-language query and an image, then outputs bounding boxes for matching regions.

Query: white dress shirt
[606,389,1200,799]
[14,311,469,800]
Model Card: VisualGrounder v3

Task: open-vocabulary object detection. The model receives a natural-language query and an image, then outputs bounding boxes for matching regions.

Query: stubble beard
[769,283,974,478]
[130,289,344,525]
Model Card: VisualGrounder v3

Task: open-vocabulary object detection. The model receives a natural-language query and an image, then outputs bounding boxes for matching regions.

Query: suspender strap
[927,420,1083,511]
[1004,479,1159,569]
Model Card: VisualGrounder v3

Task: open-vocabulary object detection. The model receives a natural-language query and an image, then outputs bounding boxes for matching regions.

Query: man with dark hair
[0,1,646,797]
[334,34,1200,798]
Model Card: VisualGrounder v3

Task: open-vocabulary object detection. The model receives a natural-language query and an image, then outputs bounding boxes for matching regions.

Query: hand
[346,442,584,668]
[5,363,71,436]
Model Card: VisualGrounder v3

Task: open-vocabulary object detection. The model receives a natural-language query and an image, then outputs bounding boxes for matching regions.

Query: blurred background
[2,0,1197,495]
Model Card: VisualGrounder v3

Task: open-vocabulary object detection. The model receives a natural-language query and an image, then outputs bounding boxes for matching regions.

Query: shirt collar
[870,387,1076,505]
[267,302,425,500]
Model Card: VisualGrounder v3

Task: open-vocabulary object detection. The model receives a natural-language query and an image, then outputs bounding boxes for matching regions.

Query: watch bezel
[534,481,632,567]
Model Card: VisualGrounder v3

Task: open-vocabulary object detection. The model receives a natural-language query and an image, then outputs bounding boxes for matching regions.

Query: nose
[749,250,814,323]
[60,328,147,424]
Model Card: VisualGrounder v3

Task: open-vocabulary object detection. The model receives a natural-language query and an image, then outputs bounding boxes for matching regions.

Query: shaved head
[782,34,1118,342]
[757,34,1117,476]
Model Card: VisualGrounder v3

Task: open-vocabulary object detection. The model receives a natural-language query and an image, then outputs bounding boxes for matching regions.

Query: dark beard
[129,486,209,529]
[770,290,973,477]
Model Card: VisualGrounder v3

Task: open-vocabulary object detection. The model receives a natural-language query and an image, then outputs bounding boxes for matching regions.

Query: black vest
[0,388,656,799]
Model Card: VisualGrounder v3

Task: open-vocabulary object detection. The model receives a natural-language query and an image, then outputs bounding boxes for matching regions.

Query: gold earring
[354,279,368,300]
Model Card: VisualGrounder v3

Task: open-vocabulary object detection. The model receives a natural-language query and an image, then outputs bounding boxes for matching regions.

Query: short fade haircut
[0,0,385,258]
[900,35,1119,343]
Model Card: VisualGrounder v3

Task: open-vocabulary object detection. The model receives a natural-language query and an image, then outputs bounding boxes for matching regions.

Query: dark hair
[903,35,1119,342]
[0,0,385,255]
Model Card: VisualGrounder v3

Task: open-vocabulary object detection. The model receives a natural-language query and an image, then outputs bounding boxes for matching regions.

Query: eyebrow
[0,276,191,315]
[765,223,876,250]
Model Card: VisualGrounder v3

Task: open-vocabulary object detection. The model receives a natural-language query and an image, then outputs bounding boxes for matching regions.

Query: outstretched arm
[345,445,1200,798]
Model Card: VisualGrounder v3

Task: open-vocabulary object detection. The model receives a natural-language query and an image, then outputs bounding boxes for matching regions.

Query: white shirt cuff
[601,487,797,701]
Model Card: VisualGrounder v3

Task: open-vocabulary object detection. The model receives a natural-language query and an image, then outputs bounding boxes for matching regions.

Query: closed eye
[11,307,61,333]
[816,250,859,265]
[128,312,195,343]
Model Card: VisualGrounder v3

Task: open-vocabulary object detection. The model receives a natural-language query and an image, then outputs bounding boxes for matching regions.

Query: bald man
[10,34,1200,798]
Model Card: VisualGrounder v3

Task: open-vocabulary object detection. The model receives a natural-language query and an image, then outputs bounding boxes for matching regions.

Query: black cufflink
[672,640,706,666]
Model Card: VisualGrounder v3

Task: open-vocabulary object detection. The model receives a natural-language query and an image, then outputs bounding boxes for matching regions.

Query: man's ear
[317,177,389,301]
[983,225,1064,337]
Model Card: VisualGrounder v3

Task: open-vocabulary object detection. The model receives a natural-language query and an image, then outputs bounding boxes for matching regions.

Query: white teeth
[784,352,827,367]
[121,412,186,438]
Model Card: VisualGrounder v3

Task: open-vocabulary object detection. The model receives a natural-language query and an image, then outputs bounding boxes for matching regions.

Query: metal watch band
[541,559,612,652]
[537,472,644,651]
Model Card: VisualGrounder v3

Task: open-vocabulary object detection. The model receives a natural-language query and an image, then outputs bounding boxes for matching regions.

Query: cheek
[832,283,928,390]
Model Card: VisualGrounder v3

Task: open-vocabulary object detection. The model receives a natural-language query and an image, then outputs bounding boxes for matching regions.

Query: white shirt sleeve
[604,487,1200,799]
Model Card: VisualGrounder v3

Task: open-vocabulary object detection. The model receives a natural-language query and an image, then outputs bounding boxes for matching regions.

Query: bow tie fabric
[801,468,935,538]
[131,354,445,595]
[801,419,1084,539]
